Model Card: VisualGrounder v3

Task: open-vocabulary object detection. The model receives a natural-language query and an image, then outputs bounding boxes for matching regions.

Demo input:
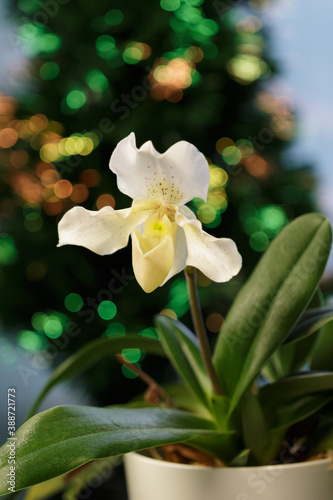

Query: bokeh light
[85,70,109,93]
[44,317,63,338]
[105,323,126,337]
[40,62,60,80]
[65,293,83,313]
[206,313,224,333]
[18,330,45,351]
[122,348,141,363]
[250,231,270,252]
[66,90,86,110]
[122,364,139,379]
[98,301,117,320]
[96,194,115,209]
[0,234,17,265]
[54,180,73,198]
[105,9,124,26]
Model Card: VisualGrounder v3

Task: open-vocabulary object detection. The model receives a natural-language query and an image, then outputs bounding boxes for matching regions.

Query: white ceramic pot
[124,452,333,500]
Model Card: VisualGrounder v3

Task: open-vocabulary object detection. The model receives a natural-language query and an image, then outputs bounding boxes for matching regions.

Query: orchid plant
[1,134,333,497]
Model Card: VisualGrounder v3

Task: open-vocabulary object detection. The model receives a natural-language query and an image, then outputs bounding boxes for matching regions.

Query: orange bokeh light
[54,180,73,198]
[70,184,89,203]
[149,57,195,102]
[79,169,101,187]
[0,128,18,148]
[10,149,29,168]
[41,169,60,187]
[29,114,48,132]
[43,200,63,216]
[96,194,115,209]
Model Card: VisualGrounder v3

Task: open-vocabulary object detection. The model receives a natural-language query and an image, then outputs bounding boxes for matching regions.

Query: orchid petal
[109,132,209,205]
[177,215,242,282]
[58,201,155,256]
[160,225,188,286]
[132,231,175,293]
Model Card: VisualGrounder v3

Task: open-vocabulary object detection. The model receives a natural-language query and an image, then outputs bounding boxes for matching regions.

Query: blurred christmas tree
[0,0,316,394]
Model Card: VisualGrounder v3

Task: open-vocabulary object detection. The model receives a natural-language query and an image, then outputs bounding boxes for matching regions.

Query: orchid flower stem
[185,266,223,396]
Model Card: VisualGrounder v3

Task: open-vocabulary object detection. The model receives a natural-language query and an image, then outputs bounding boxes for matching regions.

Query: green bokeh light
[85,69,109,93]
[66,90,86,109]
[205,213,222,228]
[139,327,158,339]
[18,330,44,351]
[0,234,17,266]
[259,206,287,232]
[18,0,39,13]
[23,203,41,217]
[222,146,242,165]
[65,293,83,313]
[160,0,180,11]
[31,312,48,332]
[40,62,59,80]
[196,19,219,36]
[167,279,189,317]
[98,301,117,320]
[96,35,119,60]
[24,217,43,232]
[123,44,142,64]
[186,0,204,5]
[41,34,61,53]
[122,348,141,363]
[105,323,126,337]
[25,212,40,221]
[44,318,63,338]
[176,5,201,23]
[17,23,45,56]
[243,216,261,236]
[250,232,270,252]
[122,364,139,379]
[105,9,124,26]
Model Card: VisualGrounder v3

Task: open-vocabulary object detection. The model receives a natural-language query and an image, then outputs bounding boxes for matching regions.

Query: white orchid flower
[58,133,242,293]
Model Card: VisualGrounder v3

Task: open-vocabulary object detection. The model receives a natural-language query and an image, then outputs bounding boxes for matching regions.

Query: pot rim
[126,451,333,472]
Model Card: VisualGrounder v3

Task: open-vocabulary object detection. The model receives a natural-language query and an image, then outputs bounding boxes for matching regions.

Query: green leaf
[24,475,65,500]
[229,449,250,467]
[259,372,333,409]
[241,391,267,464]
[213,214,332,411]
[155,315,213,410]
[283,306,333,345]
[0,405,224,495]
[268,394,333,430]
[187,431,240,464]
[162,383,212,418]
[263,335,319,381]
[27,335,165,419]
[261,291,325,380]
[311,321,333,371]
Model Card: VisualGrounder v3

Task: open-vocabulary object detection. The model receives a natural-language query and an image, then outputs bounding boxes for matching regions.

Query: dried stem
[116,355,174,407]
